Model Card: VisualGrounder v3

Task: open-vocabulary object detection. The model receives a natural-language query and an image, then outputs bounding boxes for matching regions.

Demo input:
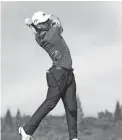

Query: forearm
[35,31,47,46]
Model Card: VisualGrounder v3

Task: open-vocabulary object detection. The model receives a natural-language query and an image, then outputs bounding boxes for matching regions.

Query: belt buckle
[56,67,61,70]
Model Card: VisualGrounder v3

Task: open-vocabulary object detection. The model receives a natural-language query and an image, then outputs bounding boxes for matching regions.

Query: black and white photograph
[1,1,122,140]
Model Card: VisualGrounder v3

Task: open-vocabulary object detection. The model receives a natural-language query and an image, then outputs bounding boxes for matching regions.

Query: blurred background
[1,1,122,140]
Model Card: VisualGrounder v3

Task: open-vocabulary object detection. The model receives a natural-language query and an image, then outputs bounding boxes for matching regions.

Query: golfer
[19,11,78,140]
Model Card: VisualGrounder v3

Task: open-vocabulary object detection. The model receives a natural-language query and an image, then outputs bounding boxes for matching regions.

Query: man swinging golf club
[19,11,78,140]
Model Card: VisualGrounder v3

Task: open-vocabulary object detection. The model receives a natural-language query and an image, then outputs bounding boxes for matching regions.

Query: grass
[1,127,122,140]
[2,121,122,140]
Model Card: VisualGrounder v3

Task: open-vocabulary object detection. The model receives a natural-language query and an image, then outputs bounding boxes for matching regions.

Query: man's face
[36,21,50,31]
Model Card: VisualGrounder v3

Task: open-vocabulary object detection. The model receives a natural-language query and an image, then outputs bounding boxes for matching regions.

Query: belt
[51,65,73,71]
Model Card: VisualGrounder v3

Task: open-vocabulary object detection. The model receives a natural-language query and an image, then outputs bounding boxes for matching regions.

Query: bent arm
[43,15,63,43]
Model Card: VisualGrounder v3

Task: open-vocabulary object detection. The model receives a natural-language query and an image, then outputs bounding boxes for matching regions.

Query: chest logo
[51,50,62,60]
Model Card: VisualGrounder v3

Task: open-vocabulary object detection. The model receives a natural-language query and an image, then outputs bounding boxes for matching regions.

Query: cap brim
[33,14,51,25]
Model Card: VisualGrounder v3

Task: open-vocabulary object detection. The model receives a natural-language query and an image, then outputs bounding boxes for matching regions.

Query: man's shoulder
[49,15,61,27]
[49,15,60,21]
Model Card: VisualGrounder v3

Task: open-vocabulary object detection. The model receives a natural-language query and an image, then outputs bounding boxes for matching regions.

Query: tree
[77,95,87,131]
[15,109,22,127]
[5,109,13,131]
[105,110,113,121]
[114,101,122,122]
[98,111,105,119]
[121,105,122,117]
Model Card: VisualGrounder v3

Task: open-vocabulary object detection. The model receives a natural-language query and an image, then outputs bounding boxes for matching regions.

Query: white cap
[32,11,51,25]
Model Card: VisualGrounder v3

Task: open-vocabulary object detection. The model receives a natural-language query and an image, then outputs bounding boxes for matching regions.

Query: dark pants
[23,66,77,140]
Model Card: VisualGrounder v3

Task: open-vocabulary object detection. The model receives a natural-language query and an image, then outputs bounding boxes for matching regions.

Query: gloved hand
[25,18,46,35]
[25,18,38,34]
[25,18,33,27]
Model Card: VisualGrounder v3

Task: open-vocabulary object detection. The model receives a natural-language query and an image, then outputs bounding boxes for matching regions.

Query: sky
[1,1,122,117]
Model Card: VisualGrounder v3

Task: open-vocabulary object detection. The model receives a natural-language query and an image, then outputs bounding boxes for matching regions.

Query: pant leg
[23,86,61,135]
[23,67,67,135]
[62,71,77,140]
